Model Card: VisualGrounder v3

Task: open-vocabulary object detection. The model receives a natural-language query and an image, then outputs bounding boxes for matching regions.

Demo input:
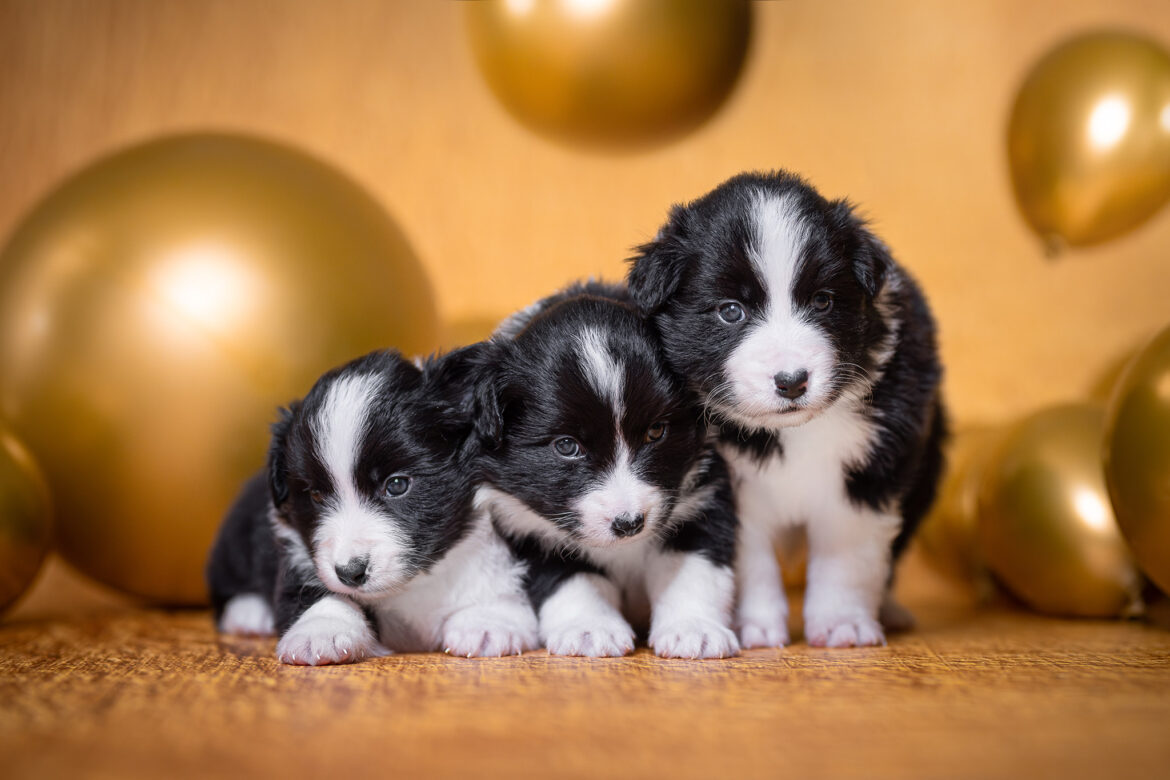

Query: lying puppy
[475,282,740,659]
[206,347,538,664]
[628,171,945,648]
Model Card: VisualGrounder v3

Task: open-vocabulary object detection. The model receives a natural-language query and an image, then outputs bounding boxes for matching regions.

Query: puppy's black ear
[421,342,482,414]
[267,403,298,508]
[627,204,691,315]
[468,341,507,449]
[832,199,891,299]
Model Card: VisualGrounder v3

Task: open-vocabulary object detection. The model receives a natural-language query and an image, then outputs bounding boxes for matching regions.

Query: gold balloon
[465,0,751,148]
[917,427,1003,587]
[1007,31,1170,250]
[0,134,438,605]
[1104,324,1170,595]
[977,404,1140,617]
[0,424,52,613]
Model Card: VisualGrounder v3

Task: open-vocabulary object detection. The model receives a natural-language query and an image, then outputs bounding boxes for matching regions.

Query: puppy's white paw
[737,618,789,649]
[442,605,539,658]
[804,612,886,648]
[650,618,740,659]
[544,615,635,658]
[277,608,388,666]
[219,593,276,637]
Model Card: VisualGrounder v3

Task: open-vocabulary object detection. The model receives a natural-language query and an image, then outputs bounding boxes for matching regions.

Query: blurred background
[1,0,1169,623]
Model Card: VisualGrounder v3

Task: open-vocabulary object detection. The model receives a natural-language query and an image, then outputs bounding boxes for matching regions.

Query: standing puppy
[476,283,740,659]
[207,347,538,664]
[627,171,945,648]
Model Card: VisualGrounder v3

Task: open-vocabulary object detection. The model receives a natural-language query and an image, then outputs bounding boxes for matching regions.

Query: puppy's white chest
[722,402,875,530]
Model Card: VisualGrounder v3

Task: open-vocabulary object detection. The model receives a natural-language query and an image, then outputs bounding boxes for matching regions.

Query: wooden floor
[2,580,1169,780]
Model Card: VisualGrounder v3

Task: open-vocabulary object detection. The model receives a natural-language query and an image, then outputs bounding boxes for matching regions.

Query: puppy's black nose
[774,369,809,400]
[611,513,645,538]
[335,557,370,587]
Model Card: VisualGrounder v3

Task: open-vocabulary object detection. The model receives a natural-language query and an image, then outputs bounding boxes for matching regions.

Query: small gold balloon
[977,404,1140,617]
[465,0,751,148]
[917,427,1003,587]
[0,134,438,605]
[1089,345,1142,403]
[1104,324,1170,595]
[0,425,52,613]
[1007,31,1170,250]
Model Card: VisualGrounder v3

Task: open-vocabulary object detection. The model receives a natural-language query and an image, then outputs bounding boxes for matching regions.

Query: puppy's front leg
[803,506,900,648]
[540,573,635,658]
[437,517,540,658]
[277,594,388,665]
[647,551,739,659]
[734,519,789,648]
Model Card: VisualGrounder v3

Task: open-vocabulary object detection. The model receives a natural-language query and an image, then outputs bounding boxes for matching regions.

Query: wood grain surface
[2,598,1168,780]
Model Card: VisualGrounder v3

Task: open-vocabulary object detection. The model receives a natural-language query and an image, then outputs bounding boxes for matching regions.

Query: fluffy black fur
[475,282,738,618]
[628,170,945,583]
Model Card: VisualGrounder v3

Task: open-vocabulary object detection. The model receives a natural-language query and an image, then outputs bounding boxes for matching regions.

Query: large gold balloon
[465,0,751,148]
[977,404,1140,617]
[917,427,1003,587]
[0,425,52,613]
[1104,324,1170,595]
[0,134,438,605]
[1007,31,1170,251]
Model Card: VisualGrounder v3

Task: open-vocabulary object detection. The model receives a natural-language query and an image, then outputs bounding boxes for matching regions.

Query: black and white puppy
[628,171,945,648]
[475,282,740,659]
[206,347,538,664]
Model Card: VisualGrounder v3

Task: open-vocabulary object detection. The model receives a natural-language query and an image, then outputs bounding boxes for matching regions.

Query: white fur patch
[541,573,635,657]
[724,399,896,648]
[646,552,739,659]
[276,595,388,665]
[374,506,538,656]
[219,593,276,637]
[576,327,624,417]
[310,372,410,595]
[733,521,789,649]
[270,508,314,577]
[802,505,899,648]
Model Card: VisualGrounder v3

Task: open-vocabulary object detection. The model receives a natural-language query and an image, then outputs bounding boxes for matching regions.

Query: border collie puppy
[627,171,945,648]
[475,282,740,659]
[206,347,538,665]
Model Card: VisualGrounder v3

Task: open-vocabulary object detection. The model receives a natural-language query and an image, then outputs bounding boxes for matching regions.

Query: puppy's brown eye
[309,490,324,505]
[645,421,668,443]
[812,291,834,313]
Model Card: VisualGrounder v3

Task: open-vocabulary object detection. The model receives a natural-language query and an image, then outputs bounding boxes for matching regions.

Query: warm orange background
[1,0,1168,429]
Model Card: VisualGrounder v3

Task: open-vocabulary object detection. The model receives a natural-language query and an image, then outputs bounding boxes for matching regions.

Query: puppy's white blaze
[572,442,662,545]
[576,327,624,417]
[723,192,836,424]
[750,192,807,306]
[310,372,409,594]
[313,371,383,505]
